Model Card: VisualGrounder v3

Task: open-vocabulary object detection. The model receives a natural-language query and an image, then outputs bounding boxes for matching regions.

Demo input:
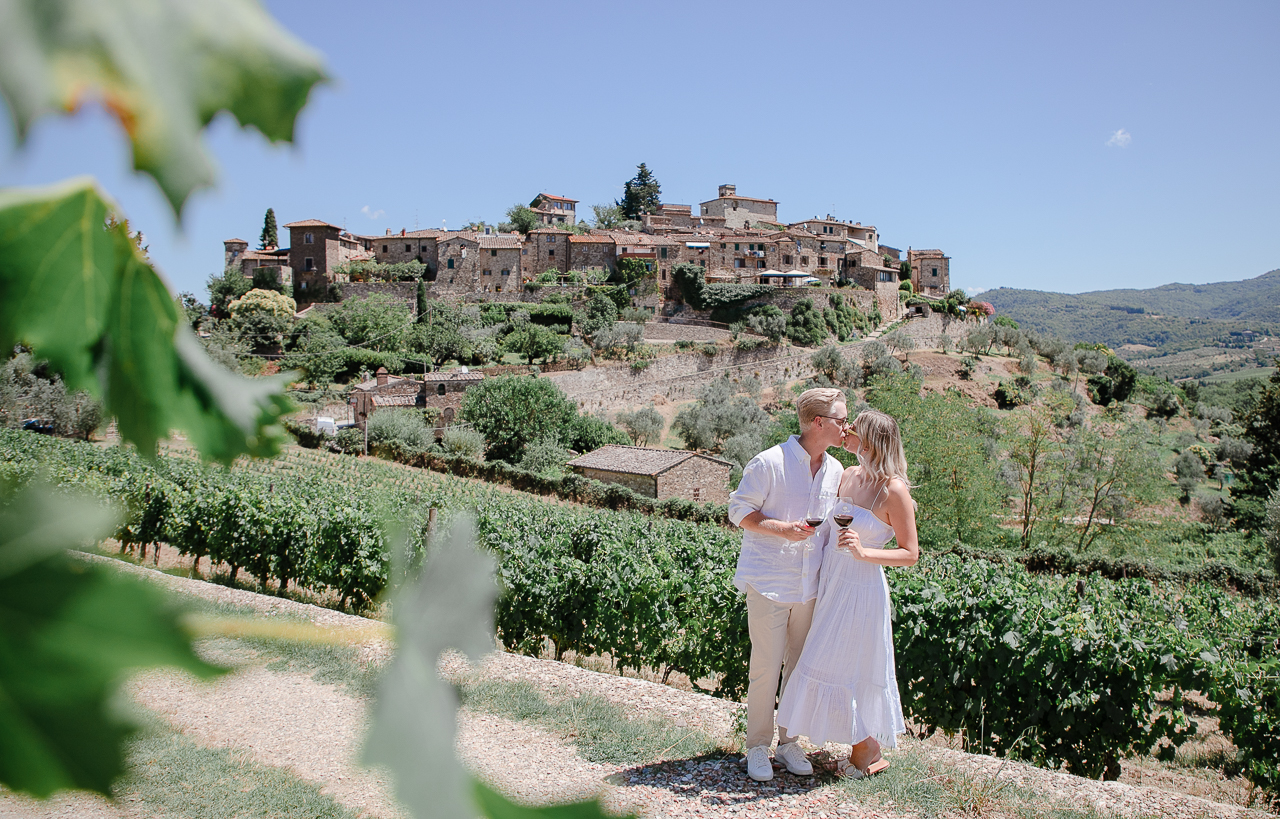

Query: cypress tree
[617,163,661,219]
[260,207,278,249]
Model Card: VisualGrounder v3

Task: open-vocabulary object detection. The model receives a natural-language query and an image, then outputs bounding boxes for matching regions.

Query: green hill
[982,269,1280,350]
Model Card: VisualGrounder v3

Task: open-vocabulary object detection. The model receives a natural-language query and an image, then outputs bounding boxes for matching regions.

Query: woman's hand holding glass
[836,526,865,559]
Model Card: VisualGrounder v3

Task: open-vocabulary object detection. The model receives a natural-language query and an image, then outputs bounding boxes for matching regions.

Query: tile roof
[284,219,341,229]
[568,234,613,243]
[528,227,573,235]
[423,371,484,383]
[353,374,412,391]
[479,236,522,249]
[566,445,731,476]
[532,193,579,204]
[699,194,777,205]
[225,237,249,244]
[372,394,420,407]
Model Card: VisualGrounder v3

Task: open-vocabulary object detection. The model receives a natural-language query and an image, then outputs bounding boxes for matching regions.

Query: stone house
[476,235,523,294]
[699,184,779,230]
[436,233,482,293]
[374,228,445,272]
[285,219,374,297]
[907,248,951,298]
[530,193,578,226]
[566,445,733,505]
[703,234,778,278]
[641,203,727,232]
[566,233,617,276]
[766,230,848,283]
[223,239,293,286]
[352,367,484,429]
[523,227,574,278]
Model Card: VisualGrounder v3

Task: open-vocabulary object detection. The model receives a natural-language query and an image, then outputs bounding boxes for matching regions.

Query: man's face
[813,401,849,449]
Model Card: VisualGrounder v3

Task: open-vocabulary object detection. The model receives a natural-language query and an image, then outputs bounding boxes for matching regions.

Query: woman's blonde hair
[851,409,913,488]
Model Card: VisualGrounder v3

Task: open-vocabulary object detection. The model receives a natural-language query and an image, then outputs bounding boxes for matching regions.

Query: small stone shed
[566,445,732,505]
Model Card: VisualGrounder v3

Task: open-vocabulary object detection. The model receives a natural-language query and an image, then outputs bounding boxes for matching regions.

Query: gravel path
[9,557,1264,819]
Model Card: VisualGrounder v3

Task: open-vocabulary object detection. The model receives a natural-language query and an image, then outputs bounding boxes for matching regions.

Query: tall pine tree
[260,207,278,249]
[617,163,661,219]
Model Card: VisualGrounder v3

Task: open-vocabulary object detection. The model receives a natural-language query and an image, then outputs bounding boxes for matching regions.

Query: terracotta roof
[479,236,522,249]
[372,394,420,407]
[568,234,613,243]
[567,445,731,476]
[353,374,412,391]
[284,219,340,229]
[225,237,249,244]
[909,249,948,257]
[528,227,573,235]
[532,193,579,204]
[423,371,484,383]
[440,233,480,245]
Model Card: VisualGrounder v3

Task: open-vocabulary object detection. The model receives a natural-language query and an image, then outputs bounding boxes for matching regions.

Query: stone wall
[477,246,522,295]
[890,311,969,349]
[656,458,731,505]
[525,230,572,278]
[339,281,419,310]
[575,466,655,498]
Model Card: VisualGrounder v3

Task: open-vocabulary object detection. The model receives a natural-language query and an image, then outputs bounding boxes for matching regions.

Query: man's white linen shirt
[728,435,843,604]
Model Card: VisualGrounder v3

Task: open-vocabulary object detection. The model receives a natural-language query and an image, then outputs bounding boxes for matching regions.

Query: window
[661,271,667,280]
[720,243,726,249]
[660,247,668,259]
[878,271,894,282]
[421,244,428,252]
[932,267,939,277]
[405,244,412,252]
[483,269,491,276]
[304,257,314,271]
[645,263,653,272]
[852,258,859,267]
[800,256,809,266]
[491,249,497,257]
[735,258,745,268]
[447,258,454,269]
[783,254,792,265]
[501,269,510,276]
[548,249,555,257]
[437,384,446,396]
[546,236,555,243]
[757,260,765,269]
[304,233,314,244]
[819,256,827,267]
[522,248,527,255]
[692,488,700,502]
[734,243,740,251]
[382,244,388,253]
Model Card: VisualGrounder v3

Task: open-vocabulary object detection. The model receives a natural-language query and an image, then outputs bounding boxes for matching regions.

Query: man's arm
[728,455,812,543]
[739,510,815,543]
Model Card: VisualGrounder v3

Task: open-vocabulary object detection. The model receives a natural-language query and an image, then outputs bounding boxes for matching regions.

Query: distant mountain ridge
[982,269,1280,348]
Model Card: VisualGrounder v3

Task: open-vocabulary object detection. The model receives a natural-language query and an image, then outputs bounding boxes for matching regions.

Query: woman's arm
[837,479,920,567]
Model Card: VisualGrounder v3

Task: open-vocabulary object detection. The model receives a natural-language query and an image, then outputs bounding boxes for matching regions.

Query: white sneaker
[746,745,773,781]
[775,741,813,775]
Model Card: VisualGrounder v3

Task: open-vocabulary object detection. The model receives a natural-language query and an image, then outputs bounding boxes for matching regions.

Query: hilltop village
[223,184,952,323]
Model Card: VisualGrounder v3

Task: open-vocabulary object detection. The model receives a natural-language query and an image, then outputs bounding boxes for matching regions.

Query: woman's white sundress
[774,505,907,748]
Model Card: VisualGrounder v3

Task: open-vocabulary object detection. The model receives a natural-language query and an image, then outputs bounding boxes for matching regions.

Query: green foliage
[0,182,292,460]
[746,306,787,343]
[0,0,327,215]
[325,294,413,353]
[207,267,253,319]
[260,207,278,249]
[617,162,661,219]
[519,437,571,477]
[1,352,104,439]
[0,483,222,797]
[671,262,772,313]
[502,322,564,365]
[785,298,828,347]
[504,205,540,235]
[333,260,427,282]
[672,376,772,454]
[614,405,664,446]
[993,315,1019,329]
[993,375,1037,409]
[460,376,577,464]
[574,291,617,343]
[612,256,650,286]
[1230,364,1280,529]
[590,203,624,229]
[822,293,861,341]
[441,426,485,459]
[367,408,432,457]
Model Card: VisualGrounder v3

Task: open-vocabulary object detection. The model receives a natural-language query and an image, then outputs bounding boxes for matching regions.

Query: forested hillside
[984,269,1280,350]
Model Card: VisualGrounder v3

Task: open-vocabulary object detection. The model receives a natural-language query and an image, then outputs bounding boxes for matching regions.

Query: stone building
[567,233,617,276]
[699,184,779,230]
[285,219,374,297]
[566,445,733,505]
[477,235,522,294]
[907,248,951,297]
[374,228,445,272]
[351,367,484,429]
[641,203,727,232]
[523,227,573,278]
[530,193,578,226]
[223,239,293,286]
[436,233,482,293]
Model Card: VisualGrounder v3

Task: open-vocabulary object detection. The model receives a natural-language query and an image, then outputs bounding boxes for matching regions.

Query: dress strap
[870,481,889,511]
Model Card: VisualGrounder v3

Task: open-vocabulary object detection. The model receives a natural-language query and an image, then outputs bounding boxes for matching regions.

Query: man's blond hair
[797,387,845,430]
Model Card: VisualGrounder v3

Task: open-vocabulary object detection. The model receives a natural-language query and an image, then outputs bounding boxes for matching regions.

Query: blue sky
[2,0,1277,300]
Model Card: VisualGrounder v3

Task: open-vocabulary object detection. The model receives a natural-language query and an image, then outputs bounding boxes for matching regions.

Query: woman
[774,409,920,778]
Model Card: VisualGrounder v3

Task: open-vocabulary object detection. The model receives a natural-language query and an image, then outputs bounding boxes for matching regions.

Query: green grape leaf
[0,484,224,797]
[363,515,498,819]
[473,782,629,819]
[0,0,327,215]
[0,179,292,462]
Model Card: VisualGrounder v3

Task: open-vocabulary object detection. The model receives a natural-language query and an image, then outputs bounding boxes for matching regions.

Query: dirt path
[3,559,1268,819]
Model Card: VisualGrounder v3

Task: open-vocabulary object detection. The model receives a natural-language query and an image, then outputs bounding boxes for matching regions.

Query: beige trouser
[744,585,816,749]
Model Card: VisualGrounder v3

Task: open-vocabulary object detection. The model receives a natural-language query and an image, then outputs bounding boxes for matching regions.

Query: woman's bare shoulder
[885,477,915,503]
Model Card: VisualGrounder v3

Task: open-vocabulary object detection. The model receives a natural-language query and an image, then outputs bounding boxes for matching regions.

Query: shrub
[519,436,572,477]
[786,298,827,346]
[333,427,364,455]
[616,406,664,446]
[366,408,432,455]
[441,426,485,459]
[283,418,327,449]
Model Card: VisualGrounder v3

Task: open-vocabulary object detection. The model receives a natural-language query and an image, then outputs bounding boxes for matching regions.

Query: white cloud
[1106,128,1132,148]
[361,205,385,220]
[963,285,988,296]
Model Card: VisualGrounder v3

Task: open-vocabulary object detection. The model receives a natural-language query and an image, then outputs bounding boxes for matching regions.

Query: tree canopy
[259,207,277,249]
[617,163,661,219]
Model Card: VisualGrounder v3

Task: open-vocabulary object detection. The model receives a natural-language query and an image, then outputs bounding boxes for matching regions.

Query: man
[727,387,848,782]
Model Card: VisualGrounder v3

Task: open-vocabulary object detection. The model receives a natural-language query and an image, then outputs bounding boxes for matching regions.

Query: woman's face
[842,428,862,456]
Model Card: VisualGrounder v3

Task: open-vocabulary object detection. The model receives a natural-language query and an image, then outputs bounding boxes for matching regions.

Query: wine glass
[831,497,856,554]
[800,493,834,552]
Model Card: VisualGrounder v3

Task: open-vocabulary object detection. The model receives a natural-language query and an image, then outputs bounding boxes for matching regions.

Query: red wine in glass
[832,514,854,528]
[804,518,825,528]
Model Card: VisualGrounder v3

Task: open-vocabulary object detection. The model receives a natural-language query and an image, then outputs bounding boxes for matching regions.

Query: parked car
[22,418,55,435]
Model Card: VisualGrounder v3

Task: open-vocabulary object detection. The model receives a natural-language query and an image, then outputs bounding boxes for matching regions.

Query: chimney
[718,184,736,197]
[375,366,389,386]
[386,229,392,235]
[401,228,406,237]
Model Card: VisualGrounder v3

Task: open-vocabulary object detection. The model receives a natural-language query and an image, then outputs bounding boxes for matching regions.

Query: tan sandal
[831,755,890,780]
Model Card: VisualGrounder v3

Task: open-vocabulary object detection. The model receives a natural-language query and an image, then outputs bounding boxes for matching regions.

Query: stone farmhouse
[566,445,733,505]
[350,366,484,430]
[223,183,950,322]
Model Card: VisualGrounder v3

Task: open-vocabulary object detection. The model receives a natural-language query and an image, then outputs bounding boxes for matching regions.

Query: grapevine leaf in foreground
[363,516,497,819]
[0,484,224,797]
[0,0,327,215]
[0,179,292,462]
